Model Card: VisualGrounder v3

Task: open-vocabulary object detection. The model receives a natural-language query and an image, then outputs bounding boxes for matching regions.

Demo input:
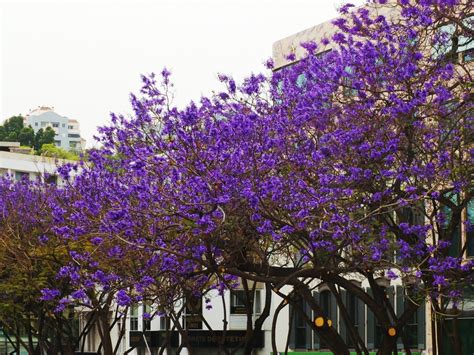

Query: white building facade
[0,142,71,185]
[25,106,86,151]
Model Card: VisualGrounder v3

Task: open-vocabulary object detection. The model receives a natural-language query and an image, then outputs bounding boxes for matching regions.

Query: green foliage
[33,128,44,150]
[42,127,56,145]
[34,127,55,151]
[18,126,35,147]
[0,116,24,142]
[40,143,79,161]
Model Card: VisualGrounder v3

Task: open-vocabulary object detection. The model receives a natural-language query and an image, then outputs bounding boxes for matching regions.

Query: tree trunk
[98,311,114,355]
[376,335,397,355]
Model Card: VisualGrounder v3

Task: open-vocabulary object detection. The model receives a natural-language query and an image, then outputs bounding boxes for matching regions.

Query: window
[396,205,425,260]
[54,140,61,146]
[369,286,394,349]
[296,73,307,88]
[342,66,357,97]
[463,47,474,62]
[159,315,167,330]
[439,100,472,146]
[130,305,139,331]
[433,16,474,62]
[345,292,359,347]
[467,197,474,257]
[457,16,473,59]
[230,290,247,314]
[68,125,74,130]
[68,133,80,138]
[320,290,331,318]
[52,122,59,128]
[291,296,309,349]
[230,290,261,315]
[35,122,38,126]
[14,171,29,181]
[404,297,418,348]
[143,303,151,331]
[399,206,425,226]
[62,123,65,128]
[45,174,58,185]
[397,285,425,350]
[440,193,461,257]
[41,122,47,127]
[185,295,202,329]
[254,290,261,314]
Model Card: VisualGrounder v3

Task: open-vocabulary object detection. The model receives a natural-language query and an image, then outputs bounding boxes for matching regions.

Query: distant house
[25,106,86,151]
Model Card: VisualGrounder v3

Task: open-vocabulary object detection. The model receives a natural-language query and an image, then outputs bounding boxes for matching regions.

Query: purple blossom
[116,290,132,307]
[71,289,88,300]
[40,288,61,301]
[0,0,469,335]
[386,269,398,280]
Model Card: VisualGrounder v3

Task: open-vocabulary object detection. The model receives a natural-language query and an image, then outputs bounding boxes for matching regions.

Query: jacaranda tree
[0,177,87,354]
[1,0,471,355]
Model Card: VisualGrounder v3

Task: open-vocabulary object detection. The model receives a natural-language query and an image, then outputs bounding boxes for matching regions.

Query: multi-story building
[25,106,86,151]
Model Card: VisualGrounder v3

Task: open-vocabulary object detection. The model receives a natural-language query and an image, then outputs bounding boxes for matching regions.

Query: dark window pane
[293,297,307,349]
[346,292,359,347]
[230,290,249,314]
[130,305,139,331]
[440,193,462,257]
[185,295,202,329]
[467,198,474,257]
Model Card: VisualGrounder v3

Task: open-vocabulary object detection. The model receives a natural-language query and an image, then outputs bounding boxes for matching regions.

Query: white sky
[0,0,364,148]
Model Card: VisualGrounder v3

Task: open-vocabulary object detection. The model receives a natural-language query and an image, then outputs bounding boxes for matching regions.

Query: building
[0,142,72,185]
[78,282,277,355]
[25,106,86,151]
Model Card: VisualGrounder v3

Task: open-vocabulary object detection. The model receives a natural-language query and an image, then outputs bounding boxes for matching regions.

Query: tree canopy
[40,144,80,161]
[0,116,24,142]
[0,1,472,354]
[33,127,56,151]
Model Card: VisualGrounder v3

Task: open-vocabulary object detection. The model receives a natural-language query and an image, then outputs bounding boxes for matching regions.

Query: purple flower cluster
[0,1,471,351]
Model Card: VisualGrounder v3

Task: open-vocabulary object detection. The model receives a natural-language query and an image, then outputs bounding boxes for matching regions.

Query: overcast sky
[1,0,364,147]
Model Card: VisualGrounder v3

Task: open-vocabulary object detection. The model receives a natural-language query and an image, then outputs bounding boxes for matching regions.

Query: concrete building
[25,106,86,151]
[0,142,72,185]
